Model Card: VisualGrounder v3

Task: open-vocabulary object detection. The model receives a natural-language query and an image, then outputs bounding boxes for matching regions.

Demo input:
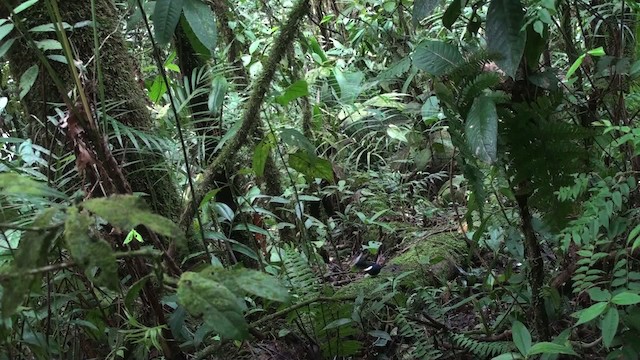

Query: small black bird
[363,263,383,276]
[351,253,384,276]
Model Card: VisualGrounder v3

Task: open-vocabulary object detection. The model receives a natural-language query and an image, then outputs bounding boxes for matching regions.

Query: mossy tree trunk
[0,0,181,222]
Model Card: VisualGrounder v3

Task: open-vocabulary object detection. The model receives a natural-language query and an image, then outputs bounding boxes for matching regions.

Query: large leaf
[413,40,463,76]
[275,80,309,106]
[528,342,577,356]
[280,128,315,154]
[465,96,497,163]
[334,69,364,103]
[0,173,67,199]
[574,301,608,326]
[253,133,275,177]
[153,0,184,46]
[1,208,58,317]
[289,150,334,182]
[82,195,182,238]
[511,321,531,356]
[442,0,462,30]
[65,207,118,289]
[182,0,217,51]
[19,64,39,100]
[177,271,248,340]
[601,307,619,348]
[230,269,290,302]
[208,75,228,113]
[413,0,439,25]
[486,0,526,78]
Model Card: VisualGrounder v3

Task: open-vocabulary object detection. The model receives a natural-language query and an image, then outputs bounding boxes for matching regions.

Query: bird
[351,253,384,276]
[363,263,383,276]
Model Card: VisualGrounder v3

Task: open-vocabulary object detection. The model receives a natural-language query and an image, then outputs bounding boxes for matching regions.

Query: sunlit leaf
[275,80,309,106]
[82,195,182,238]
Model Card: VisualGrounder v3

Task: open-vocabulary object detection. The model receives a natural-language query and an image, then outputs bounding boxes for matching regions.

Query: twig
[0,248,163,280]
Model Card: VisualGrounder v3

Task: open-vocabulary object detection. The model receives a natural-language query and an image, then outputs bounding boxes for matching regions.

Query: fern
[395,308,442,359]
[460,72,502,108]
[451,332,513,358]
[281,245,320,299]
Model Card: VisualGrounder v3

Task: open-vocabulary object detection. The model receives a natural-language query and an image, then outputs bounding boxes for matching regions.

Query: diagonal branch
[179,0,311,231]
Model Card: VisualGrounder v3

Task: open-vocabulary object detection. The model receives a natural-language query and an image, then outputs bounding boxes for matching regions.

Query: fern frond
[451,333,513,358]
[281,245,320,298]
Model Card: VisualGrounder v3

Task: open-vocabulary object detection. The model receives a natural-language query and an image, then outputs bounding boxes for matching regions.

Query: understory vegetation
[2,0,640,358]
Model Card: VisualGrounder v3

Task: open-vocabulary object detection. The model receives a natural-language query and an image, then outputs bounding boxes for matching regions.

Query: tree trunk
[0,0,181,222]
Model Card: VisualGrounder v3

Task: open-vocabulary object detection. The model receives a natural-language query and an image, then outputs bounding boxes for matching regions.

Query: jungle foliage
[1,0,640,359]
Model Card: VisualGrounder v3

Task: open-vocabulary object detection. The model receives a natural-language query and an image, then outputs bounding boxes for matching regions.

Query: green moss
[336,232,467,297]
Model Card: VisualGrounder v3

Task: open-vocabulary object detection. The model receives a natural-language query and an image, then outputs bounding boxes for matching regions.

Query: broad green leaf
[334,69,364,103]
[528,342,577,356]
[566,54,585,79]
[178,14,210,57]
[588,288,611,302]
[82,195,182,238]
[0,38,15,58]
[491,353,524,360]
[289,150,334,182]
[466,96,497,163]
[34,39,62,51]
[413,40,464,76]
[323,318,353,331]
[386,124,409,142]
[148,75,167,103]
[253,134,274,177]
[442,0,461,30]
[421,96,440,122]
[14,0,39,13]
[611,292,640,305]
[208,76,228,113]
[587,47,606,56]
[212,202,235,223]
[413,0,439,25]
[124,229,144,245]
[414,148,432,170]
[153,0,184,46]
[2,208,58,317]
[486,0,526,78]
[125,276,150,312]
[628,224,640,249]
[231,269,290,302]
[29,22,72,32]
[0,24,14,43]
[19,64,39,100]
[275,80,309,106]
[574,301,607,326]
[65,207,118,289]
[182,0,216,51]
[0,173,66,199]
[177,272,248,340]
[601,307,619,348]
[511,321,531,355]
[280,128,315,154]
